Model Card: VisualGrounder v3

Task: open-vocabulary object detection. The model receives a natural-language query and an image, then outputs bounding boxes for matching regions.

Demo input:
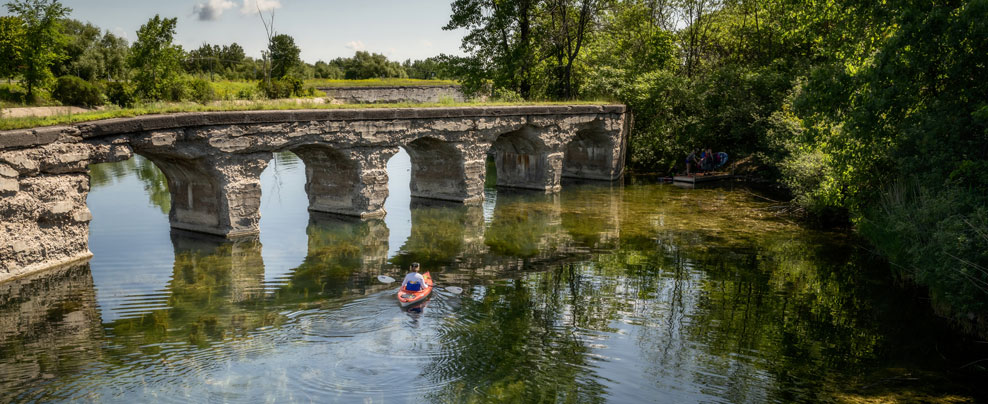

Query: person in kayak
[402,262,426,291]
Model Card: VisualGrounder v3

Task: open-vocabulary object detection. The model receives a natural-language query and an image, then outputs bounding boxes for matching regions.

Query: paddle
[376,274,463,294]
[443,286,464,294]
[377,275,396,284]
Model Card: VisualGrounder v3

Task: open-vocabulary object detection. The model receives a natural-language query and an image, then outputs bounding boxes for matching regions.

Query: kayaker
[402,262,426,292]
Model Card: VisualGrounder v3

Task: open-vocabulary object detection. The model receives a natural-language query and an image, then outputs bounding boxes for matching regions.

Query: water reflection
[0,154,985,403]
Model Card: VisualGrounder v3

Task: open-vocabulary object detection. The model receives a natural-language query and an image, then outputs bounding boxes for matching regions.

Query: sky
[3,0,467,63]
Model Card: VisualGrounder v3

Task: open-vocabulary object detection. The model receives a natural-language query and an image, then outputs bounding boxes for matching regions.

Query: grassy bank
[0,99,606,131]
[1,79,459,109]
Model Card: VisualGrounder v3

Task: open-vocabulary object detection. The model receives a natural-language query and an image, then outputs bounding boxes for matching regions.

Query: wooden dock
[673,173,733,184]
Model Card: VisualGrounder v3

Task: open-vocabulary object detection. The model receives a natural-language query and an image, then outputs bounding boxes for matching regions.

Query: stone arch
[403,136,473,202]
[135,151,271,238]
[488,126,562,192]
[290,144,361,216]
[562,120,618,180]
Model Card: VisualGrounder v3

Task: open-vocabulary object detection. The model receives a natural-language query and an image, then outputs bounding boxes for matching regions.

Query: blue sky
[5,0,467,63]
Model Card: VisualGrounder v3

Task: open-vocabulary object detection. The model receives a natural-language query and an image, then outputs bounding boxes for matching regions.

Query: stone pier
[0,105,628,282]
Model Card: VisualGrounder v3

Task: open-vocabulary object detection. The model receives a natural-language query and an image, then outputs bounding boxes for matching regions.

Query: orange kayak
[397,272,433,307]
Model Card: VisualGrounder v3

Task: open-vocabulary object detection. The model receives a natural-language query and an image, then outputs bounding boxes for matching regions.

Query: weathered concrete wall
[0,105,627,283]
[319,85,466,104]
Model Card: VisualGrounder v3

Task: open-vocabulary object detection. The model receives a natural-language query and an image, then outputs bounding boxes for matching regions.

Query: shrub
[188,79,215,104]
[491,87,522,102]
[105,82,136,107]
[52,75,103,107]
[257,75,306,99]
[163,79,187,102]
[236,86,257,100]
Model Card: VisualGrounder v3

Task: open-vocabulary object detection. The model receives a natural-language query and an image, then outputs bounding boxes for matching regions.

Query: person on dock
[700,148,715,171]
[685,149,701,175]
[402,262,426,291]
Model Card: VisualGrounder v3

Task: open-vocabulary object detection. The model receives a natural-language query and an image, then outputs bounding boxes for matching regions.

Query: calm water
[1,152,985,403]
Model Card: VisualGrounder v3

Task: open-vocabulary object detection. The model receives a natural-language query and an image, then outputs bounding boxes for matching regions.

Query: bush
[105,82,136,107]
[236,86,257,101]
[188,79,215,104]
[52,76,103,107]
[491,87,522,102]
[257,75,306,99]
[163,80,188,102]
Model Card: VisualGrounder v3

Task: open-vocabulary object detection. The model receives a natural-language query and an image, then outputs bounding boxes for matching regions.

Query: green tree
[52,18,99,78]
[220,43,245,70]
[130,15,183,100]
[334,51,406,80]
[0,16,25,83]
[4,0,71,99]
[268,34,300,79]
[445,0,537,98]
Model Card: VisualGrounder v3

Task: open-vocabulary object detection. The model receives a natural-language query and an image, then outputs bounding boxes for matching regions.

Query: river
[0,151,984,403]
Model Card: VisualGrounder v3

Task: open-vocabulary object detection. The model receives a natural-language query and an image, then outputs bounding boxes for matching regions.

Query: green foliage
[187,78,214,104]
[338,51,407,80]
[491,87,522,102]
[104,81,134,107]
[130,15,183,101]
[51,75,102,107]
[312,60,343,79]
[257,75,305,99]
[0,16,26,82]
[861,184,988,327]
[4,0,72,98]
[268,34,300,79]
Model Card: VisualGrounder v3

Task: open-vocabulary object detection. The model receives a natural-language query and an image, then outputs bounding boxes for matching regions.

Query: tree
[541,0,600,98]
[130,15,183,100]
[445,0,537,98]
[186,43,220,79]
[52,18,100,78]
[220,43,245,70]
[268,34,300,79]
[4,0,71,99]
[0,16,25,83]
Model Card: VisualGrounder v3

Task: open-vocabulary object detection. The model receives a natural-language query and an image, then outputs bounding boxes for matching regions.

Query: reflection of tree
[428,271,607,404]
[104,234,270,353]
[134,156,170,214]
[485,192,560,258]
[272,215,389,302]
[560,184,622,250]
[89,156,171,214]
[390,202,484,269]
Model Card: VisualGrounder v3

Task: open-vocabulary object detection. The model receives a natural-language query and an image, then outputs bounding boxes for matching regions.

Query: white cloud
[113,27,129,41]
[194,0,235,21]
[241,0,282,14]
[345,40,366,51]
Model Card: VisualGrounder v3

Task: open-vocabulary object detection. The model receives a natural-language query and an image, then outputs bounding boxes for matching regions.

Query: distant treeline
[0,0,455,107]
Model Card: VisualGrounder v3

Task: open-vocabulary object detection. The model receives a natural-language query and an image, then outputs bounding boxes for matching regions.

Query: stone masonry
[319,85,466,104]
[0,105,628,282]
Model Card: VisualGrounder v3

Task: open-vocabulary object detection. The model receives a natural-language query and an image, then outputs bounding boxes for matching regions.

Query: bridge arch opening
[404,137,469,202]
[290,144,361,217]
[487,126,561,192]
[86,155,175,321]
[562,121,617,181]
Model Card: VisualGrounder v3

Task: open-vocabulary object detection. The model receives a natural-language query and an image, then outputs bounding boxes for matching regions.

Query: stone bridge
[0,105,628,282]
